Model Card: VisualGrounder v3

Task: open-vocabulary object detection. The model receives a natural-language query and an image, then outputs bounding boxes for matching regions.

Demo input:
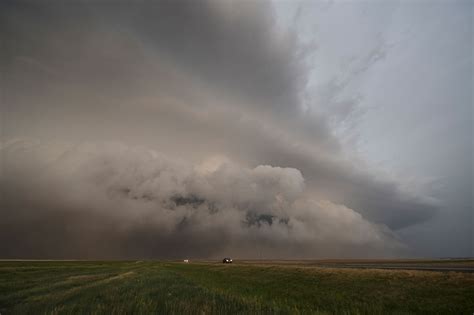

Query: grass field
[1,260,473,314]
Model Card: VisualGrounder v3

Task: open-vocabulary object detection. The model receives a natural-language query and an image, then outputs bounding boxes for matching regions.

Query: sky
[0,0,472,259]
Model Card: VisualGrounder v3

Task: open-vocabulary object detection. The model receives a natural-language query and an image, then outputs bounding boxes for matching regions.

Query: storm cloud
[0,0,461,259]
[0,139,403,259]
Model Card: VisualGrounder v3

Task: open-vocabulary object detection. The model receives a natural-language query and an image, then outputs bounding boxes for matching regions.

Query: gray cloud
[0,0,442,258]
[0,140,404,259]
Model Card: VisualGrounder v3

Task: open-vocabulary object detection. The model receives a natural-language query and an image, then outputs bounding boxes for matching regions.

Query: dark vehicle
[222,258,233,264]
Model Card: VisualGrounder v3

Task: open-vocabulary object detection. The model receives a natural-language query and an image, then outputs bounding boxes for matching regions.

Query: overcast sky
[1,0,472,259]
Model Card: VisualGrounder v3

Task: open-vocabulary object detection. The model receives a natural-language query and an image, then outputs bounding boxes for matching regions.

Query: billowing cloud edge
[0,139,406,259]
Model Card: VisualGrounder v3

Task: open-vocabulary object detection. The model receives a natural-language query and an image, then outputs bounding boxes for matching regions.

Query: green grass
[1,261,473,314]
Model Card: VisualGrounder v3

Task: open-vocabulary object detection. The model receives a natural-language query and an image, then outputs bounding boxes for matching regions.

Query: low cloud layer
[1,140,404,259]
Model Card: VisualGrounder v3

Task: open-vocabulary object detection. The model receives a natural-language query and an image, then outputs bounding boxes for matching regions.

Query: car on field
[222,257,233,264]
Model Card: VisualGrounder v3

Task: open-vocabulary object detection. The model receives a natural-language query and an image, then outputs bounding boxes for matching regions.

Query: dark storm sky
[0,0,472,259]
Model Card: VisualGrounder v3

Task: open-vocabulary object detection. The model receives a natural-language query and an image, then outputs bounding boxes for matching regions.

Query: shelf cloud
[0,0,453,258]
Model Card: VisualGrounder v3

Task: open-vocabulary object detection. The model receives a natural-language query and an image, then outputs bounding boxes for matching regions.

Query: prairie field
[1,260,473,314]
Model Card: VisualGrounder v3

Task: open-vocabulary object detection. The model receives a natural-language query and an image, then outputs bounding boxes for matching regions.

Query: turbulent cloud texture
[1,140,403,259]
[0,0,448,258]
